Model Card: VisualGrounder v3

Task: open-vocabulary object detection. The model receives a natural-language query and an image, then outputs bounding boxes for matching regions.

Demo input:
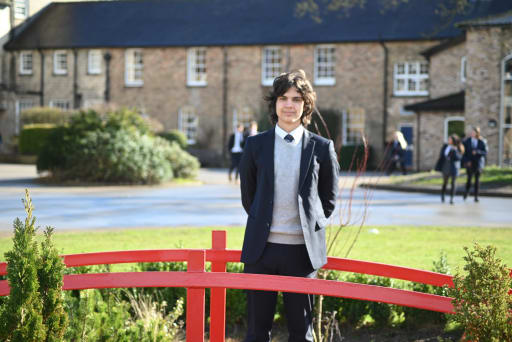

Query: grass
[409,166,512,186]
[1,225,511,272]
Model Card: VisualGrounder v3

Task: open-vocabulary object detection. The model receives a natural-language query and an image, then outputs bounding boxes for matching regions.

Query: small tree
[449,244,512,342]
[0,190,46,342]
[0,190,68,342]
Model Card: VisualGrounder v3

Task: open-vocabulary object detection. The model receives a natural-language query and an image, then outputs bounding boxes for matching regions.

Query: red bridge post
[186,250,206,341]
[210,230,227,342]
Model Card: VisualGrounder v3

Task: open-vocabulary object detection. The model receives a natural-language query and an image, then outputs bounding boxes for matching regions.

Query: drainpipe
[416,112,421,171]
[104,51,111,103]
[222,46,228,161]
[73,49,80,108]
[38,49,44,106]
[379,40,389,148]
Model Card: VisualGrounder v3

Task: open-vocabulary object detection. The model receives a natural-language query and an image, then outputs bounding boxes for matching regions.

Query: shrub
[21,107,71,126]
[402,252,450,327]
[36,109,198,184]
[449,244,512,342]
[165,142,200,179]
[0,190,67,342]
[159,130,188,150]
[18,124,56,155]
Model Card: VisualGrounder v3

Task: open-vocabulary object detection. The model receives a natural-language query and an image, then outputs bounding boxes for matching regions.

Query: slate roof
[404,91,465,112]
[4,0,512,50]
[457,9,512,27]
[421,35,465,59]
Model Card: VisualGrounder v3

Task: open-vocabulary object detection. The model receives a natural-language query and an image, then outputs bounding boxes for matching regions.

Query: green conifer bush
[0,190,67,342]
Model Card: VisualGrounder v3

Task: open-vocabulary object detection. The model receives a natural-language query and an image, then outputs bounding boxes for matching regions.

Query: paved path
[0,164,511,232]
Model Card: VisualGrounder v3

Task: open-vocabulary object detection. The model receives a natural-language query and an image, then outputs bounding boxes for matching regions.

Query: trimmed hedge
[18,124,56,155]
[21,107,71,126]
[340,144,373,171]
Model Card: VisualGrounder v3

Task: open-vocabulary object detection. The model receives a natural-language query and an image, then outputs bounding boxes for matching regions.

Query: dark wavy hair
[265,69,317,126]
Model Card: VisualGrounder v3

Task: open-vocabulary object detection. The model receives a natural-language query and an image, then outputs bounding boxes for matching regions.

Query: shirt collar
[275,124,304,146]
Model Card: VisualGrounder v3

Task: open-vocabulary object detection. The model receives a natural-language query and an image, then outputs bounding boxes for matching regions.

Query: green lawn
[1,225,511,273]
[409,166,512,186]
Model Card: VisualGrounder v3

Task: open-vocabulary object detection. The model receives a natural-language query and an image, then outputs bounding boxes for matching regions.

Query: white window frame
[19,51,33,75]
[14,0,28,19]
[393,61,429,96]
[460,56,467,83]
[187,47,207,87]
[15,99,35,134]
[314,45,336,86]
[88,49,102,75]
[261,46,282,86]
[125,49,144,87]
[342,108,365,145]
[178,107,198,144]
[444,116,465,142]
[53,50,68,75]
[49,99,71,111]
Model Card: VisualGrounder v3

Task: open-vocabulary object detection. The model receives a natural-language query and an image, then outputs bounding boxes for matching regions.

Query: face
[448,136,453,145]
[471,130,477,138]
[276,87,304,131]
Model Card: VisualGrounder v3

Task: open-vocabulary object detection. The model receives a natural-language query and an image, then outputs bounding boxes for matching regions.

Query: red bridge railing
[0,230,460,341]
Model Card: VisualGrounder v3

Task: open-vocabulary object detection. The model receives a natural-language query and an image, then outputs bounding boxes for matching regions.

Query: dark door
[400,125,413,167]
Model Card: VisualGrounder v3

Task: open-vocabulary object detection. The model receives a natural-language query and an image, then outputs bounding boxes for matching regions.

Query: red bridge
[1,230,458,342]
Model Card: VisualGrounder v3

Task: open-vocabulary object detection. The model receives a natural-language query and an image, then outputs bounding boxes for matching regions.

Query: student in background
[435,134,464,204]
[462,126,488,202]
[228,123,245,182]
[386,131,407,175]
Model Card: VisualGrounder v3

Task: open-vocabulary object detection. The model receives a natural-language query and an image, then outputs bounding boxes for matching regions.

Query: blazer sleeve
[239,136,257,215]
[476,139,488,157]
[318,140,339,219]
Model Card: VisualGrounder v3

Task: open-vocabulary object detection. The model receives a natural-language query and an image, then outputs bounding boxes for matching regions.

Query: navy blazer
[462,138,488,172]
[239,128,339,270]
[435,144,462,176]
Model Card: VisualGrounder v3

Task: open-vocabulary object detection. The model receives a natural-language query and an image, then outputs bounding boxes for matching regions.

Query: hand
[472,150,476,155]
[466,162,471,168]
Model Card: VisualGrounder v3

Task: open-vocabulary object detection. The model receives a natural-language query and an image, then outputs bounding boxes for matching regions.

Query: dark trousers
[243,243,316,342]
[441,174,456,203]
[229,152,243,180]
[465,168,481,199]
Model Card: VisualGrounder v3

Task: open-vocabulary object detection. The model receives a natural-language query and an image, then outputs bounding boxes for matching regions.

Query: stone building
[1,0,510,168]
[406,11,512,169]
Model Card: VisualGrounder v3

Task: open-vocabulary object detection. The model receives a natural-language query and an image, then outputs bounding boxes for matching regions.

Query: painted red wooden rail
[0,230,506,341]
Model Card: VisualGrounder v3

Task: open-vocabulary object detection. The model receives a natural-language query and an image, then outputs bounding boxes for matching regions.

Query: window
[88,50,102,74]
[179,106,198,144]
[14,0,28,19]
[232,106,254,131]
[53,50,68,75]
[393,61,429,96]
[19,52,33,75]
[501,57,512,166]
[342,107,365,145]
[49,100,71,111]
[460,56,467,83]
[125,49,143,86]
[187,48,207,86]
[444,117,465,142]
[15,99,34,134]
[314,45,336,85]
[261,47,282,86]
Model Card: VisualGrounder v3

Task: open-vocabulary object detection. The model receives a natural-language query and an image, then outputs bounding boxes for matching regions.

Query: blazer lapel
[264,128,275,185]
[299,130,315,191]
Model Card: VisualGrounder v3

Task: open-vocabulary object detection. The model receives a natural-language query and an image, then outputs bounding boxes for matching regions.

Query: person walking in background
[435,134,464,204]
[239,70,339,341]
[386,131,407,175]
[244,120,259,139]
[228,123,245,182]
[462,126,488,202]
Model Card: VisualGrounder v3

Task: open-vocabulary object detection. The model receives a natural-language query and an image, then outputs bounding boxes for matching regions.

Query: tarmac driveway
[0,164,511,232]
